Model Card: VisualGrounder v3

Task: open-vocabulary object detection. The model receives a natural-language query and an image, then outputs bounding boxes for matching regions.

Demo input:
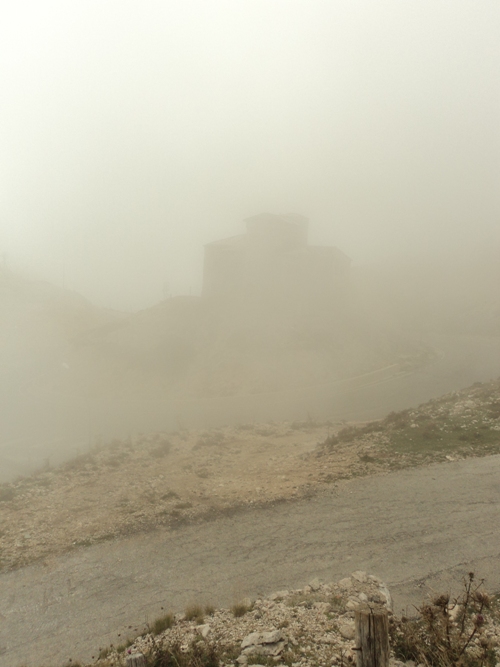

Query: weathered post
[125,653,146,667]
[354,607,389,667]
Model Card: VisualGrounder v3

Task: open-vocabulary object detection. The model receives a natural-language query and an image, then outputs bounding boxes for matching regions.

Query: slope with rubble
[2,377,500,572]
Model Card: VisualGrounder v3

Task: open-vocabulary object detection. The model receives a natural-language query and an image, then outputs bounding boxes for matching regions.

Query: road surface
[1,453,500,667]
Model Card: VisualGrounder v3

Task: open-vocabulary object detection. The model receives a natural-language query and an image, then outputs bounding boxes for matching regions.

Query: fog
[1,0,499,310]
[4,6,500,665]
[1,0,500,474]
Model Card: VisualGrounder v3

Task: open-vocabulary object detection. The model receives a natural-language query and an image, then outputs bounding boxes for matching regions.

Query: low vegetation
[150,613,175,636]
[230,601,252,617]
[390,573,500,667]
[149,640,221,667]
[1,379,500,572]
[74,573,500,667]
[321,379,500,466]
[184,605,205,624]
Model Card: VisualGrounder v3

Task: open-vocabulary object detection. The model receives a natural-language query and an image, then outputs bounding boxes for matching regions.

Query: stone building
[202,213,350,315]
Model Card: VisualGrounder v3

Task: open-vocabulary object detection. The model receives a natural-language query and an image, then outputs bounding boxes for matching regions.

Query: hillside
[1,377,500,572]
[0,269,124,396]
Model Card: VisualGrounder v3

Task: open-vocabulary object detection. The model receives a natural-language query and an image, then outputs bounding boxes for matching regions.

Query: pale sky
[1,0,499,310]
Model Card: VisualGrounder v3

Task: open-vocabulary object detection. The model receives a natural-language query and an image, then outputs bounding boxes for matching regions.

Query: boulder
[241,630,287,657]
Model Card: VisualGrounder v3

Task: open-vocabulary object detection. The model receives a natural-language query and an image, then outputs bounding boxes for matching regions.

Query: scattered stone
[241,630,284,648]
[90,571,500,667]
[309,577,321,591]
[241,629,287,657]
[351,570,367,583]
[338,622,355,640]
[379,583,393,610]
[196,623,210,638]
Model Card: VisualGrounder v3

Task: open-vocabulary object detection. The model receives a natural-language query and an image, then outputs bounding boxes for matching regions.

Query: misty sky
[1,1,499,310]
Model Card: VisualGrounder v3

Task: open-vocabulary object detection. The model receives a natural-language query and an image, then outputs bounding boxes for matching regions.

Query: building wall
[202,216,350,312]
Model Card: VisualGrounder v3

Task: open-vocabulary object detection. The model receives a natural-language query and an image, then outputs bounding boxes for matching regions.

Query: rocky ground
[94,571,391,667]
[85,571,500,667]
[2,379,500,572]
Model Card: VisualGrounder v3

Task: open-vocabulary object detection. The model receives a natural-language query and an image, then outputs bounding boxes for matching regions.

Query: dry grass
[149,640,221,667]
[231,601,251,617]
[150,613,175,636]
[390,573,498,667]
[184,604,204,623]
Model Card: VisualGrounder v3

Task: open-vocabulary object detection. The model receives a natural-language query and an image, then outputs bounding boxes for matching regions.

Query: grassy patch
[322,379,500,462]
[231,601,252,617]
[151,612,175,636]
[184,604,204,623]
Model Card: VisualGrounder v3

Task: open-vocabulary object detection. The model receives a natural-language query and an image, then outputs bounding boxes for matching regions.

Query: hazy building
[202,213,350,316]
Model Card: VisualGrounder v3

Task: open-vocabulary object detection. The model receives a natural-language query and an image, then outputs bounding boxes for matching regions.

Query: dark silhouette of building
[202,213,350,315]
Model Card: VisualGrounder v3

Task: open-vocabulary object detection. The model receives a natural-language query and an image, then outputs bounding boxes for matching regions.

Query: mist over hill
[2,230,500,483]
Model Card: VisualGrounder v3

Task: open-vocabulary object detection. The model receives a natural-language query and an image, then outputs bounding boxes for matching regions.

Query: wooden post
[125,653,146,667]
[355,608,389,667]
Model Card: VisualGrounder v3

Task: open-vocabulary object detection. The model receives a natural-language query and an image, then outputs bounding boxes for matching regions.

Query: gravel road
[1,454,500,667]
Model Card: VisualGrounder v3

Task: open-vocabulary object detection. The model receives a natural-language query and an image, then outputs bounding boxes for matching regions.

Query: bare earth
[0,414,486,572]
[2,381,500,666]
[1,454,500,667]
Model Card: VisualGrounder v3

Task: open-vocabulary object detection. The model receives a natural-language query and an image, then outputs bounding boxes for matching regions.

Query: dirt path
[2,454,500,667]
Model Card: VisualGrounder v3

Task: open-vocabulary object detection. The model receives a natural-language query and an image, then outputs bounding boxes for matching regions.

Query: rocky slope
[84,571,500,667]
[1,378,500,572]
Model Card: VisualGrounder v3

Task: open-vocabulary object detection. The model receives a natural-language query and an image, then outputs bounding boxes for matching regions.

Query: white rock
[196,624,210,638]
[241,641,287,657]
[351,570,367,583]
[241,630,284,648]
[346,600,359,611]
[338,577,353,590]
[379,583,393,610]
[309,577,321,591]
[359,592,368,602]
[269,590,289,600]
[339,622,355,640]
